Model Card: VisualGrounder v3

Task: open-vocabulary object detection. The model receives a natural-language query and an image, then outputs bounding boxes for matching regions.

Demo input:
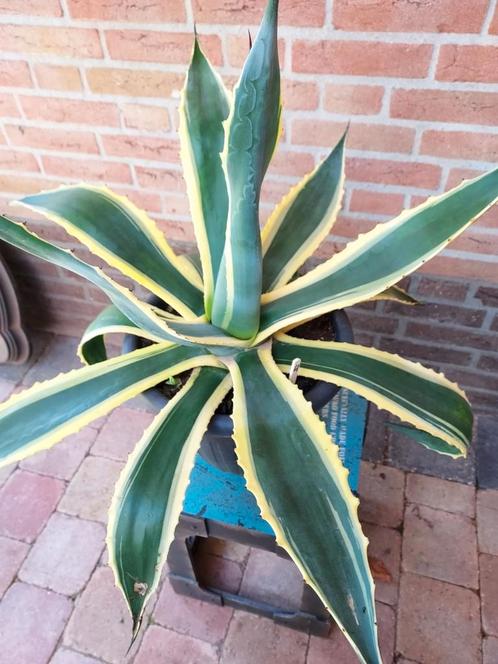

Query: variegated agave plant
[0,1,497,662]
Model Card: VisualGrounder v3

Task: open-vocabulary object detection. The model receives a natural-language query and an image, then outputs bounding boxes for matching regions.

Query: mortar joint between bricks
[481,0,498,35]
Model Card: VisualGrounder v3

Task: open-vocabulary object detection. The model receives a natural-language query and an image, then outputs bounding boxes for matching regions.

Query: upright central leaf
[180,40,230,317]
[211,0,281,339]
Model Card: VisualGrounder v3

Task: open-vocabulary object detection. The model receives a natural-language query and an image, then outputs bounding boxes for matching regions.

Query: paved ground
[0,331,496,664]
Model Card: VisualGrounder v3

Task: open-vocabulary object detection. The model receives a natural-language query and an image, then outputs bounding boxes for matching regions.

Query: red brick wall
[0,0,497,409]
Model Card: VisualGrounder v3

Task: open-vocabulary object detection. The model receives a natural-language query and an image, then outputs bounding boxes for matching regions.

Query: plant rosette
[123,301,353,474]
[0,1,496,662]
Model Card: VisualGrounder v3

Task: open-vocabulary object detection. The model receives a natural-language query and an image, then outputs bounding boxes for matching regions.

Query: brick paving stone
[22,334,82,385]
[363,523,401,606]
[21,427,97,480]
[134,624,218,664]
[397,572,481,663]
[476,416,498,490]
[91,407,154,461]
[480,554,498,636]
[195,550,244,594]
[358,462,405,528]
[19,512,105,595]
[58,456,123,523]
[87,414,109,431]
[402,503,478,588]
[483,636,498,663]
[123,392,158,413]
[153,580,233,644]
[362,405,389,464]
[239,547,304,610]
[63,566,138,663]
[0,582,72,664]
[402,504,478,588]
[220,611,308,664]
[307,602,395,664]
[153,578,233,644]
[0,535,29,597]
[477,489,498,555]
[196,536,250,564]
[51,649,102,664]
[0,470,64,542]
[405,473,475,517]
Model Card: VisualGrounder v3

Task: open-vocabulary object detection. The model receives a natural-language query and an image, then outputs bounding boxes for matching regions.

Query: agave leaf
[184,252,203,279]
[108,367,231,637]
[262,132,346,291]
[372,285,419,305]
[0,216,247,349]
[224,345,381,664]
[78,307,255,363]
[386,421,464,456]
[17,185,204,317]
[0,215,185,344]
[78,305,157,365]
[180,39,230,316]
[273,334,471,457]
[183,250,203,278]
[152,313,254,348]
[0,343,221,468]
[256,169,498,343]
[211,0,281,339]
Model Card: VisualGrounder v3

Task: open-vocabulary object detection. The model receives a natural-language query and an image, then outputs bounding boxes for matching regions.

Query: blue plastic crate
[183,389,367,535]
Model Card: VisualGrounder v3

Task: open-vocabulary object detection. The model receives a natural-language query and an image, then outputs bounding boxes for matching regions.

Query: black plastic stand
[167,512,331,637]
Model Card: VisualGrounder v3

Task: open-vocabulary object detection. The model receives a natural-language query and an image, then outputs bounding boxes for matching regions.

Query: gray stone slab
[0,328,52,383]
[387,425,476,485]
[362,405,388,464]
[21,334,82,385]
[476,415,498,490]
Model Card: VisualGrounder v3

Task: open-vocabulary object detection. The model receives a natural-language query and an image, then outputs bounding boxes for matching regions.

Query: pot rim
[122,300,354,437]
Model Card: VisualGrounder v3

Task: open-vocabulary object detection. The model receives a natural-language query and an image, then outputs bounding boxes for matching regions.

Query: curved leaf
[78,305,252,369]
[256,169,498,343]
[0,215,183,344]
[211,0,281,339]
[180,39,230,316]
[387,422,463,455]
[224,345,381,664]
[0,216,243,349]
[273,334,471,457]
[184,250,203,276]
[17,185,204,317]
[262,132,346,291]
[78,305,159,365]
[154,314,253,348]
[108,367,231,637]
[0,342,221,468]
[372,285,419,305]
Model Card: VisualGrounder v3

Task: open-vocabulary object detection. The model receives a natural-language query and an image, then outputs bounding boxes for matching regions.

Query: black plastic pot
[123,300,353,475]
